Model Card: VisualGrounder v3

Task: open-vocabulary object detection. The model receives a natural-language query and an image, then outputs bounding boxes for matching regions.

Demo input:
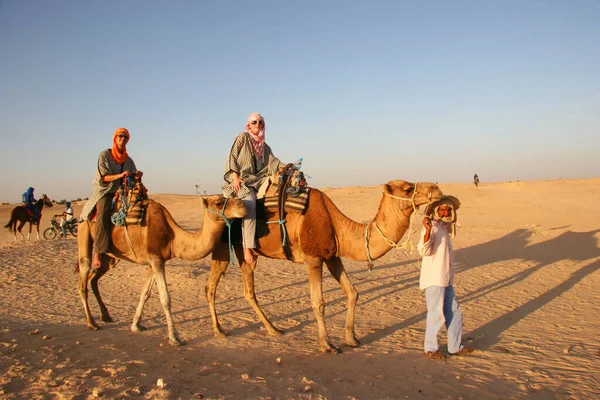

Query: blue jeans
[424,285,464,354]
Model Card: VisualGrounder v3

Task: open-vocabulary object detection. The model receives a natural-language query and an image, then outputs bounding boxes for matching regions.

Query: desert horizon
[1,178,599,399]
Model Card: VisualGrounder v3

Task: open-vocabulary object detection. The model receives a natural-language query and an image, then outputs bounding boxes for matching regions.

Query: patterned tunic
[222,132,284,198]
[80,149,138,220]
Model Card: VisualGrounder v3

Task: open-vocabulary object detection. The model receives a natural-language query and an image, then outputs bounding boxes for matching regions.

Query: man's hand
[422,217,432,230]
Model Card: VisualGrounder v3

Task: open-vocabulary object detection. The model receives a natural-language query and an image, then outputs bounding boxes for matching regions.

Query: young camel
[207,180,442,353]
[78,195,246,345]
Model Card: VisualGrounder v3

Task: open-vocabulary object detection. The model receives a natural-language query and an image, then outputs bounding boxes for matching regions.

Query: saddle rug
[124,200,147,226]
[88,200,147,226]
[263,188,310,214]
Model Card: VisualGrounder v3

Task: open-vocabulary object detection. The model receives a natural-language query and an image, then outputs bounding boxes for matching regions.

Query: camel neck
[335,194,413,261]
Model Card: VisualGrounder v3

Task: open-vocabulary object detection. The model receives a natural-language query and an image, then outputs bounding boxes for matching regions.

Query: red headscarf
[244,112,265,158]
[111,127,130,164]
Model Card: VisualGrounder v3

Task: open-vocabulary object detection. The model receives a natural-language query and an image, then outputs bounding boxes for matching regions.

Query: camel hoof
[321,344,341,354]
[101,315,113,323]
[169,338,185,346]
[346,335,361,347]
[268,328,284,337]
[87,324,100,331]
[131,324,147,332]
[214,330,229,338]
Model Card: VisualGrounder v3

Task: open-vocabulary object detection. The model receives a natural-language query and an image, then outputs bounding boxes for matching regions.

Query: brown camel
[78,195,246,345]
[207,180,442,353]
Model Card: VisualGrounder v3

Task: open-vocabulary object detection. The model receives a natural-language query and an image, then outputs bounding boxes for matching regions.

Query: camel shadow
[358,228,600,348]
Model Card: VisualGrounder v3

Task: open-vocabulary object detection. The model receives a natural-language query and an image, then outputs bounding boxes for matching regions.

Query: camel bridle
[365,182,432,270]
[204,198,236,266]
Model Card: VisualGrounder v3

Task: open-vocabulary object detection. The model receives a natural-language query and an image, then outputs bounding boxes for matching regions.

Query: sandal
[425,350,446,360]
[450,346,475,356]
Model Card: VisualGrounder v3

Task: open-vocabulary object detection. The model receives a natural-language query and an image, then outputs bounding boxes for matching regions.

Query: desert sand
[0,179,599,399]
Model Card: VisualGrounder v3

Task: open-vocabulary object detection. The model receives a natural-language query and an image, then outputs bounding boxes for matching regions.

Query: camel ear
[201,197,208,208]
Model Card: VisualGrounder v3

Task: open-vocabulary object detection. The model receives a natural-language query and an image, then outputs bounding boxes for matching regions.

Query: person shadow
[360,228,600,349]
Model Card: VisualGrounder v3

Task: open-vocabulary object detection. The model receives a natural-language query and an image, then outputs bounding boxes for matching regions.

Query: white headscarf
[424,195,461,237]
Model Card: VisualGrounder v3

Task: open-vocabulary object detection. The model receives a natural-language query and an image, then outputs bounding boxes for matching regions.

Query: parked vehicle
[43,215,78,240]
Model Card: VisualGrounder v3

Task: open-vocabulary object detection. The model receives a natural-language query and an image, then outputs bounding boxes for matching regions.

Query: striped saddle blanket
[124,200,147,226]
[263,187,310,214]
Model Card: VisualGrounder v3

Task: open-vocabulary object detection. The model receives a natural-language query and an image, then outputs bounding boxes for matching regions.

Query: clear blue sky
[1,0,599,203]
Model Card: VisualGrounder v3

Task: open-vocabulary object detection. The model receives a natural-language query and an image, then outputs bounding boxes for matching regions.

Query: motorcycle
[43,214,78,240]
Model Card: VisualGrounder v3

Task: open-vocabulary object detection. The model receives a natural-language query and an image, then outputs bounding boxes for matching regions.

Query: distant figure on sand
[473,173,480,187]
[22,187,40,222]
[222,112,285,264]
[60,201,76,236]
[418,195,474,359]
[80,128,143,269]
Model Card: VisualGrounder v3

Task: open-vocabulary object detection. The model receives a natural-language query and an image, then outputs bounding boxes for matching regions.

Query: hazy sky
[1,1,599,203]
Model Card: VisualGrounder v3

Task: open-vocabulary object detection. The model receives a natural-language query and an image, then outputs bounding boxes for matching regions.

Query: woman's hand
[231,173,244,192]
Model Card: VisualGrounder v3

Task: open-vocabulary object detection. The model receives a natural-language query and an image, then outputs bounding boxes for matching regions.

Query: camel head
[202,195,247,220]
[383,180,442,209]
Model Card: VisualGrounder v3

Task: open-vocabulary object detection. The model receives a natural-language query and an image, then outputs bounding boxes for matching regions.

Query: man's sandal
[425,350,446,360]
[450,346,475,356]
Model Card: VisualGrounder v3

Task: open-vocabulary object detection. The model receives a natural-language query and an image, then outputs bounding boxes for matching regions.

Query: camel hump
[298,189,337,259]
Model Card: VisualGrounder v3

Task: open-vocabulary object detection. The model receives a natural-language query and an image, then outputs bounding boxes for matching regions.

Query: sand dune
[0,179,598,399]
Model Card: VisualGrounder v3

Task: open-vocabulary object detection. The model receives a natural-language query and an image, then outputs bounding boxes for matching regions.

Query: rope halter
[365,182,429,270]
[204,198,236,266]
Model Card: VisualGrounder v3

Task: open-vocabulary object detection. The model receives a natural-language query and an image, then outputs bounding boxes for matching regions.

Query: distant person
[473,173,480,187]
[222,112,285,264]
[60,201,75,236]
[418,195,474,359]
[22,187,39,222]
[80,128,143,268]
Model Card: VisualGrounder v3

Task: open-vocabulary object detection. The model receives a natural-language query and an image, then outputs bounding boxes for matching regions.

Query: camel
[78,195,246,345]
[4,194,54,240]
[207,180,442,353]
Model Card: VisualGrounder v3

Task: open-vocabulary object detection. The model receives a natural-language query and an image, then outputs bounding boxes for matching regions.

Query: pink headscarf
[245,112,265,158]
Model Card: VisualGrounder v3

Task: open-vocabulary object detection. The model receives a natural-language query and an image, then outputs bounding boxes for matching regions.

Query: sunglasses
[117,135,130,140]
[250,120,264,126]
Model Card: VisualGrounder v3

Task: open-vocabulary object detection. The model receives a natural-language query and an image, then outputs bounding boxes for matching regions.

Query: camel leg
[131,266,155,332]
[206,244,231,337]
[306,257,340,354]
[238,247,283,336]
[78,229,99,330]
[325,257,360,347]
[149,257,184,346]
[90,258,115,323]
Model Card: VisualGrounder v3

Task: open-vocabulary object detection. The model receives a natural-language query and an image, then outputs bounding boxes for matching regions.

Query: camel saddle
[221,164,310,260]
[112,177,149,226]
[87,176,148,225]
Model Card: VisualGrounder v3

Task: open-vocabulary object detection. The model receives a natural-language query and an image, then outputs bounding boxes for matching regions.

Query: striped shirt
[222,132,283,198]
[80,149,138,220]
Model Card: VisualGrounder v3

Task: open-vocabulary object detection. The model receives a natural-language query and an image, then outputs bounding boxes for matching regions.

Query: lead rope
[266,218,287,247]
[364,182,426,270]
[204,198,235,266]
[111,177,138,261]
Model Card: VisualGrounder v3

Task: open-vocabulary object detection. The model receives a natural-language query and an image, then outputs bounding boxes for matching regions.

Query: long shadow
[466,259,600,349]
[360,229,600,346]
